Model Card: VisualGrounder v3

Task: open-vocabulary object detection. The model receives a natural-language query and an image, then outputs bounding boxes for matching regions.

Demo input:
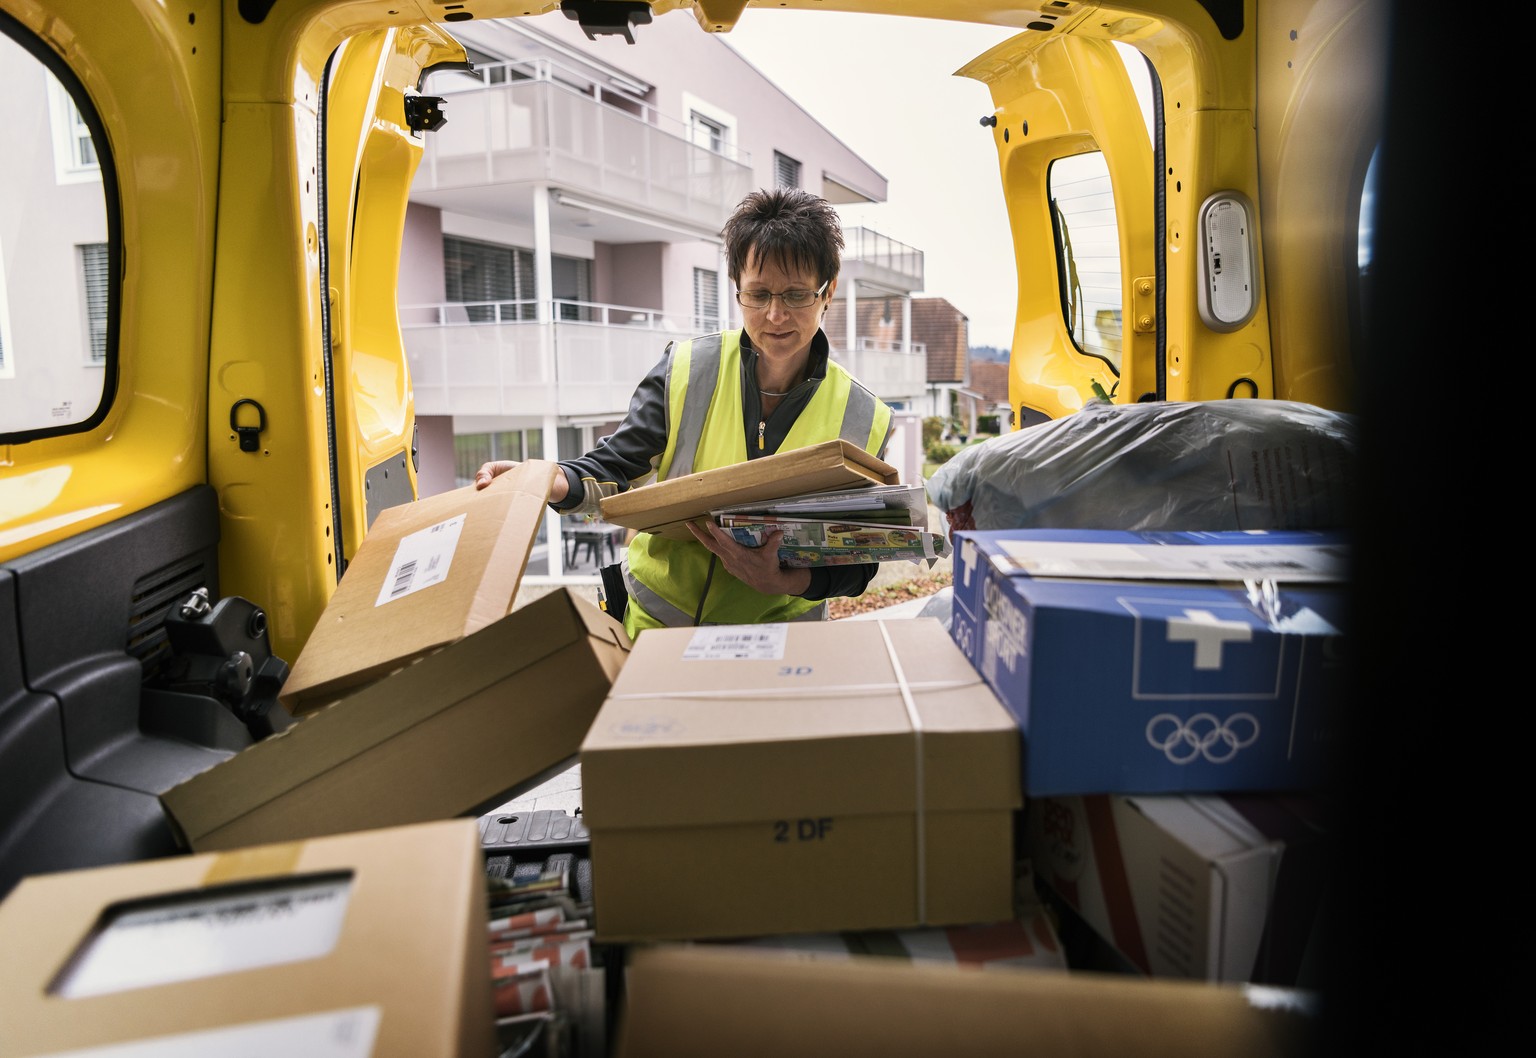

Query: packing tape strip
[604,678,975,702]
[876,619,926,924]
[202,842,304,885]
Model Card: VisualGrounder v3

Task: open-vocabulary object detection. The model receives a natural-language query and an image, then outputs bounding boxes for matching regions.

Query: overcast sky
[721,11,1020,351]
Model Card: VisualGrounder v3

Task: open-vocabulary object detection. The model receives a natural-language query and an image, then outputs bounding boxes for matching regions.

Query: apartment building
[398,10,931,575]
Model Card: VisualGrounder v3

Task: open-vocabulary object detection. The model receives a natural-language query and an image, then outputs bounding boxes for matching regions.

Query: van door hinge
[1132,276,1156,333]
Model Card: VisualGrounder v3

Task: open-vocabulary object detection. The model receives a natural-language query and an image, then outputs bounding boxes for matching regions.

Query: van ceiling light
[1196,190,1260,331]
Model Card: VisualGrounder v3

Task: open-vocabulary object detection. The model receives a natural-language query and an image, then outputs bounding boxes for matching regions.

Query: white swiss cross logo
[1164,608,1253,670]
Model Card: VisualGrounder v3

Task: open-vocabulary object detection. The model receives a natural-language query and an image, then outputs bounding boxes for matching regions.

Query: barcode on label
[684,623,788,660]
[390,560,417,597]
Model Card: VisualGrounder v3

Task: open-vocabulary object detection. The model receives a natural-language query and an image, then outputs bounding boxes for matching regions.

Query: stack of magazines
[712,483,948,568]
[485,853,605,1057]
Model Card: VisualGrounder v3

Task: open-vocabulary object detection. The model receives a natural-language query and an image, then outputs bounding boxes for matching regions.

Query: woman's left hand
[686,520,812,597]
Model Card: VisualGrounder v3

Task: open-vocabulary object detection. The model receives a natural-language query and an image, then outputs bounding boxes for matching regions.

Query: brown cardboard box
[280,460,558,715]
[162,587,629,852]
[579,617,1021,942]
[0,820,496,1058]
[599,439,899,541]
[613,945,1316,1058]
[694,900,1068,972]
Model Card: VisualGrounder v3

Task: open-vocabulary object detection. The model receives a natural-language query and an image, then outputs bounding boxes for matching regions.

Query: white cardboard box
[1027,792,1328,984]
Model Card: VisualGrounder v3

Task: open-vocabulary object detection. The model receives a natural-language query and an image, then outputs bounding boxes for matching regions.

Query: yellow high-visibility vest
[622,330,891,635]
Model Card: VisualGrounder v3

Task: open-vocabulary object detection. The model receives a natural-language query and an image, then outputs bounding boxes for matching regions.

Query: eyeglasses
[735,280,829,311]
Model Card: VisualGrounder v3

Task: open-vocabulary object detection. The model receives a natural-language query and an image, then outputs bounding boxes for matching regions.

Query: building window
[80,243,109,364]
[45,74,101,183]
[690,110,725,154]
[67,100,96,168]
[552,254,594,322]
[773,151,802,189]
[681,93,738,166]
[443,236,535,322]
[452,430,542,488]
[693,268,719,333]
[443,236,594,323]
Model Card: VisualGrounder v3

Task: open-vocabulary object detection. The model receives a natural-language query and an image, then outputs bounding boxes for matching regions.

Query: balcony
[401,299,705,420]
[403,300,929,419]
[415,58,752,236]
[840,226,924,293]
[830,337,928,404]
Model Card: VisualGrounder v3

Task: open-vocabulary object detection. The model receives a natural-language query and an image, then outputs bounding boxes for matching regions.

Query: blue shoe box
[949,529,1348,795]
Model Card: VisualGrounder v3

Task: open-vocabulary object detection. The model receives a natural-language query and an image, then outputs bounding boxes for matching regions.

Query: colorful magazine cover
[716,516,949,567]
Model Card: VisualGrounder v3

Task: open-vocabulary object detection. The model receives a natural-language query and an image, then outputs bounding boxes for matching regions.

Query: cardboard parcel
[162,587,629,853]
[580,617,1022,942]
[599,438,899,542]
[0,820,494,1058]
[949,528,1348,795]
[614,944,1317,1058]
[1027,792,1330,985]
[280,460,559,715]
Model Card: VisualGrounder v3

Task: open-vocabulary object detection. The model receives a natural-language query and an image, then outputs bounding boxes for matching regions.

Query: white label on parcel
[375,513,465,606]
[53,875,352,997]
[25,1006,381,1058]
[683,623,788,660]
[997,540,1344,583]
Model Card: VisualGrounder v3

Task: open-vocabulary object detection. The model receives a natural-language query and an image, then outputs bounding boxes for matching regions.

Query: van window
[1045,44,1157,380]
[0,19,116,441]
[1048,150,1124,373]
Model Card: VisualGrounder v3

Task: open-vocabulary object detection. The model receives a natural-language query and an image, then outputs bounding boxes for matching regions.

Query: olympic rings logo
[1145,712,1259,764]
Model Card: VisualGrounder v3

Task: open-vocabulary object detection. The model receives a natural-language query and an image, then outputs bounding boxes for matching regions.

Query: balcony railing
[402,299,929,421]
[841,226,925,291]
[828,337,927,399]
[418,58,753,231]
[402,299,706,419]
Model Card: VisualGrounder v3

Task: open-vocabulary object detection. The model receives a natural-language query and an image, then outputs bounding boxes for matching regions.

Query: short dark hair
[721,188,843,287]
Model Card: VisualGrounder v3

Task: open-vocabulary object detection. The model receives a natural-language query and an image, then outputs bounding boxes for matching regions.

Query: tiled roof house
[961,359,1013,434]
[823,295,969,421]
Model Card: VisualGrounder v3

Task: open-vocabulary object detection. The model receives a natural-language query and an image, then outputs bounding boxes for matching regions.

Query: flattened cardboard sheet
[600,440,899,541]
[164,588,629,853]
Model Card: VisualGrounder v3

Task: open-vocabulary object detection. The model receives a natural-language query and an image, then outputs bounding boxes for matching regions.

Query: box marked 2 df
[580,617,1021,942]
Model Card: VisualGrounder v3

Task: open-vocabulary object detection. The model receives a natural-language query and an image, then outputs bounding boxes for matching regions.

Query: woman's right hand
[474,460,519,490]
